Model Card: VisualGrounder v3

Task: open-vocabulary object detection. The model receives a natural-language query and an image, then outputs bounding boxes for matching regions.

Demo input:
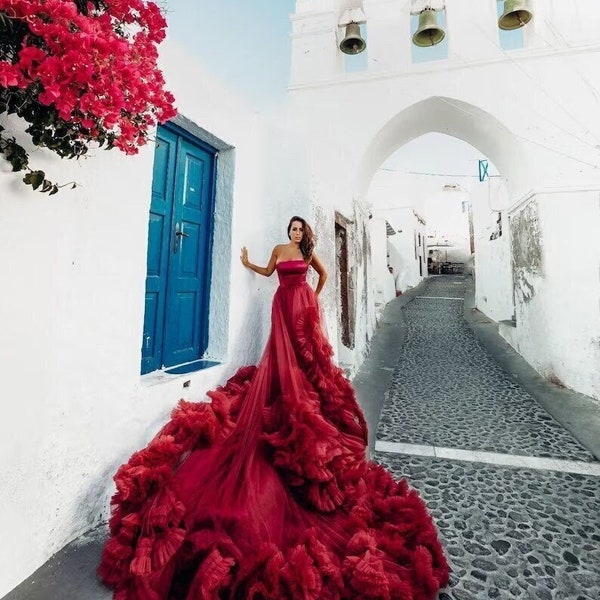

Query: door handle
[173,222,189,253]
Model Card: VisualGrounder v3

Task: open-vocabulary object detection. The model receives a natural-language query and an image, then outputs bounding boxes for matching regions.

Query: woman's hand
[240,246,250,268]
[240,246,277,277]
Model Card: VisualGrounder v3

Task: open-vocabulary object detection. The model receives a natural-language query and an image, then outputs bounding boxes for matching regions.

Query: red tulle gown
[99,260,449,599]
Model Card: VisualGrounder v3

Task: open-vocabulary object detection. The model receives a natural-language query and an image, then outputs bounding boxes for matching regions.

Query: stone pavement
[4,274,599,600]
[368,276,600,600]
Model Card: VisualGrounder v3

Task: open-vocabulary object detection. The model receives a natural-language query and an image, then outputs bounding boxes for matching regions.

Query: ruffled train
[99,263,449,599]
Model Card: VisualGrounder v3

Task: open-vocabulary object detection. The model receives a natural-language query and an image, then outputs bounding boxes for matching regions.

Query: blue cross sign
[478,159,489,182]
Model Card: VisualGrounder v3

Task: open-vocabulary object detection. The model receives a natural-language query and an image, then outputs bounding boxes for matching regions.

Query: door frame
[142,121,218,374]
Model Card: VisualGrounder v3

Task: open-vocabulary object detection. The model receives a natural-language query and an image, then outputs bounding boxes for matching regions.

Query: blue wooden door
[141,124,216,374]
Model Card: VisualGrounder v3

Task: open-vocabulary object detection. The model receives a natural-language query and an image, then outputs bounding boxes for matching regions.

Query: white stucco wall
[471,177,515,322]
[369,172,427,292]
[0,40,309,595]
[372,207,425,292]
[370,171,472,287]
[290,0,600,400]
[369,217,396,315]
[507,189,600,400]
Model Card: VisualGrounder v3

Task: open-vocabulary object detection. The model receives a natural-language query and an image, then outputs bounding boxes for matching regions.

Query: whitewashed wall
[0,40,308,595]
[369,172,471,290]
[506,189,600,400]
[290,0,600,400]
[373,207,425,292]
[368,217,396,317]
[470,177,515,322]
[368,172,426,294]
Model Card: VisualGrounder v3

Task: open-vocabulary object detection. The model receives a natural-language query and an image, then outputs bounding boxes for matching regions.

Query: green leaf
[28,170,45,190]
[49,185,59,196]
[10,155,27,172]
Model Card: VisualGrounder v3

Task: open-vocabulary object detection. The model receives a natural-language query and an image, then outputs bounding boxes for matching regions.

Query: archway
[357,97,523,328]
[354,96,530,203]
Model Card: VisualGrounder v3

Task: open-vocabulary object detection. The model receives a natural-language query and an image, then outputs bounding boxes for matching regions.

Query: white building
[289,0,600,395]
[367,216,396,318]
[0,41,311,595]
[369,169,474,292]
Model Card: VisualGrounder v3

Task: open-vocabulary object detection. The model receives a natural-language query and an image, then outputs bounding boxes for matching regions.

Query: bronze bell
[498,0,533,30]
[412,8,446,47]
[340,22,366,55]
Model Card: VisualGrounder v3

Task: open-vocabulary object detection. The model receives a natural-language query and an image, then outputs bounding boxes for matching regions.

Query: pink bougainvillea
[0,0,177,192]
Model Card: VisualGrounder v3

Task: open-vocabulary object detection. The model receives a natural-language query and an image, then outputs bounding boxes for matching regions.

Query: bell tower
[290,0,344,86]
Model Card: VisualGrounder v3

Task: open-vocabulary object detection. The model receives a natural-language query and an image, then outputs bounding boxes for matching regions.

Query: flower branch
[0,0,176,194]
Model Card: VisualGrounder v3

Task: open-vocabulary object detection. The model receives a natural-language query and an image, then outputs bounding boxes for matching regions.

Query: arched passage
[354,96,530,202]
[358,98,522,335]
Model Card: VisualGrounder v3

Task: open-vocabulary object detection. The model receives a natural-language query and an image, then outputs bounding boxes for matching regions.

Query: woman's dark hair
[287,216,315,260]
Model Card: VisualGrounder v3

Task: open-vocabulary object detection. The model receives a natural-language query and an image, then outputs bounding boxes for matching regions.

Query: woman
[99,216,449,599]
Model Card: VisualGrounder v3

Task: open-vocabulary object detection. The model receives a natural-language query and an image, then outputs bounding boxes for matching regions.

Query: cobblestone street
[373,276,600,600]
[3,275,599,600]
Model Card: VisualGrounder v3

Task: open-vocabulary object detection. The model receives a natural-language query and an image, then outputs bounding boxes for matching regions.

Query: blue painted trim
[479,159,490,182]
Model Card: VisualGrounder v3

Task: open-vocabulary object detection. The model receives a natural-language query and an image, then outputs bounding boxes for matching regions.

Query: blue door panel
[183,156,205,210]
[146,214,165,275]
[177,292,197,347]
[151,130,174,200]
[180,222,201,275]
[141,127,178,374]
[142,123,216,374]
[162,136,215,368]
[142,292,159,360]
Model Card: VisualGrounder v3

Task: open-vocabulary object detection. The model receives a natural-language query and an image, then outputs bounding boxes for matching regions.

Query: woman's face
[289,221,304,244]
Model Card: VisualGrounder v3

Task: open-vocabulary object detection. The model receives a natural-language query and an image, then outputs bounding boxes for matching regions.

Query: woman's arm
[240,246,279,277]
[310,252,328,296]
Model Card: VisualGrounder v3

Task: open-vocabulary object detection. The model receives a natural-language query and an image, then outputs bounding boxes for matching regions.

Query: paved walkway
[4,274,600,600]
[369,276,600,600]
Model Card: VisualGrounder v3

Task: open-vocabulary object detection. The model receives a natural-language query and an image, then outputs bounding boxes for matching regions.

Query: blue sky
[165,0,296,111]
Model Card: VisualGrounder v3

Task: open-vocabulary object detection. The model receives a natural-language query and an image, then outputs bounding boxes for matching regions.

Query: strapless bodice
[276,260,308,288]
